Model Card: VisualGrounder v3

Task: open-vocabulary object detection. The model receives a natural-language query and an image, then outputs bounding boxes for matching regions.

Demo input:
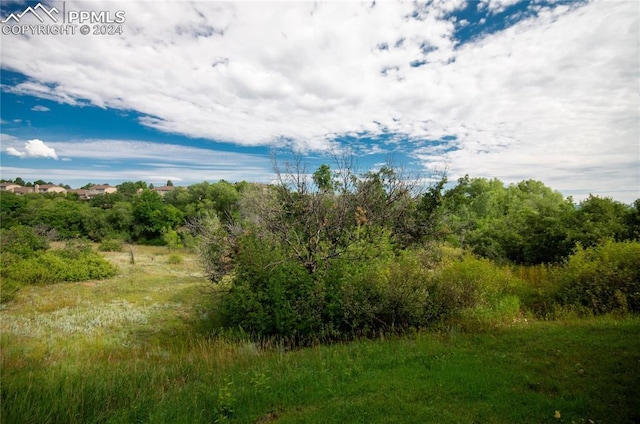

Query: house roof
[153,185,176,191]
[13,187,34,194]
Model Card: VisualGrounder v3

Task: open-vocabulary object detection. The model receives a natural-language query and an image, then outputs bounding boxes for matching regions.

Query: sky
[0,0,638,203]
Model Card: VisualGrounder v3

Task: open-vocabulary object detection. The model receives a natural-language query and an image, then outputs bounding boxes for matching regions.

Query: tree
[132,190,183,242]
[0,192,28,229]
[440,177,574,264]
[625,199,640,240]
[570,195,630,247]
[195,154,450,340]
[312,164,334,193]
[116,181,147,200]
[166,180,174,187]
[31,198,96,239]
[205,153,424,278]
[106,201,134,239]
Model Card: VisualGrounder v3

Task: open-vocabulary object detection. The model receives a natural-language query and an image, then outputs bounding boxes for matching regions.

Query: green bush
[553,240,640,314]
[0,278,21,303]
[216,233,527,341]
[58,239,94,259]
[167,253,183,264]
[0,225,49,258]
[429,254,524,328]
[219,234,320,339]
[99,239,123,252]
[0,240,118,292]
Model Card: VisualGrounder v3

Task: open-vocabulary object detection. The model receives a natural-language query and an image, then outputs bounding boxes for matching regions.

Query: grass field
[1,246,639,423]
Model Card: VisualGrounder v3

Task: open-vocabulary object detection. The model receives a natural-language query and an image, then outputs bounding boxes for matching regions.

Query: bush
[429,254,524,328]
[167,253,183,264]
[99,239,123,252]
[0,278,21,303]
[219,234,320,339]
[552,240,640,314]
[0,241,118,292]
[215,233,526,341]
[0,225,49,258]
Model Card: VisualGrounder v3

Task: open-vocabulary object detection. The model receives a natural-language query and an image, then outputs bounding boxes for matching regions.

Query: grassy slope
[1,247,639,423]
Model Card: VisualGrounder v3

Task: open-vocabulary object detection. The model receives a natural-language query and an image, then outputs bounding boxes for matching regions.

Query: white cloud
[0,1,638,202]
[31,105,50,112]
[6,139,59,159]
[46,139,268,167]
[480,0,523,15]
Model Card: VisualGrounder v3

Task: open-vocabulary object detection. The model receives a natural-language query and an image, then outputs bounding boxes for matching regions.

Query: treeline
[2,165,639,338]
[0,180,248,245]
[1,173,637,264]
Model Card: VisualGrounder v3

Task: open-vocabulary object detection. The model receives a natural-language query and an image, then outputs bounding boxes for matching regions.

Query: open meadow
[1,246,639,423]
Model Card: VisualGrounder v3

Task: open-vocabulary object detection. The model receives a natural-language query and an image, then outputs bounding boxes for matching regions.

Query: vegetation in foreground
[2,158,639,422]
[1,247,639,424]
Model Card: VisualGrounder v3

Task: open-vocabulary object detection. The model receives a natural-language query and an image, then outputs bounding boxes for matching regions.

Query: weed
[167,253,183,265]
[214,379,235,422]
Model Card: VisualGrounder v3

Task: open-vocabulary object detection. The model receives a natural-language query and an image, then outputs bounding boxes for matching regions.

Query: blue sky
[1,0,638,202]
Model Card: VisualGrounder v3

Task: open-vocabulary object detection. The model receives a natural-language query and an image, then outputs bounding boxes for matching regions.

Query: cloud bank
[1,0,638,201]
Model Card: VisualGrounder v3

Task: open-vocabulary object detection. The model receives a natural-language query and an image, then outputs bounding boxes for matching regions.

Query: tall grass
[2,318,639,423]
[2,245,639,423]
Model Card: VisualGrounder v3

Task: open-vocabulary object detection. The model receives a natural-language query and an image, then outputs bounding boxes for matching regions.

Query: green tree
[116,181,147,200]
[132,190,183,242]
[312,164,334,193]
[570,195,631,247]
[625,199,640,240]
[0,192,28,229]
[441,177,573,264]
[31,198,95,239]
[105,201,134,239]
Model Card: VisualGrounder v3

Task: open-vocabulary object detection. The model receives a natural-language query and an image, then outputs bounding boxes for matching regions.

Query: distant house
[89,185,117,196]
[35,184,66,194]
[13,186,35,195]
[153,185,176,196]
[67,189,91,200]
[0,183,22,192]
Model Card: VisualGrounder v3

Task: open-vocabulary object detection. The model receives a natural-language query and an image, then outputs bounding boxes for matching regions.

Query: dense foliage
[1,169,638,336]
[191,159,639,342]
[0,227,118,302]
[552,240,640,314]
[0,180,246,245]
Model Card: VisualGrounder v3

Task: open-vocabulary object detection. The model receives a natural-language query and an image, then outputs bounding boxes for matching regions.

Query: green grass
[2,247,639,423]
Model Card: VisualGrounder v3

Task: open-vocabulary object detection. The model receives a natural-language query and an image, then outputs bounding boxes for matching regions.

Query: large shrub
[218,228,433,342]
[0,225,49,258]
[218,233,320,339]
[215,229,526,341]
[0,238,118,295]
[0,226,50,302]
[98,238,123,252]
[428,253,524,329]
[553,240,640,314]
